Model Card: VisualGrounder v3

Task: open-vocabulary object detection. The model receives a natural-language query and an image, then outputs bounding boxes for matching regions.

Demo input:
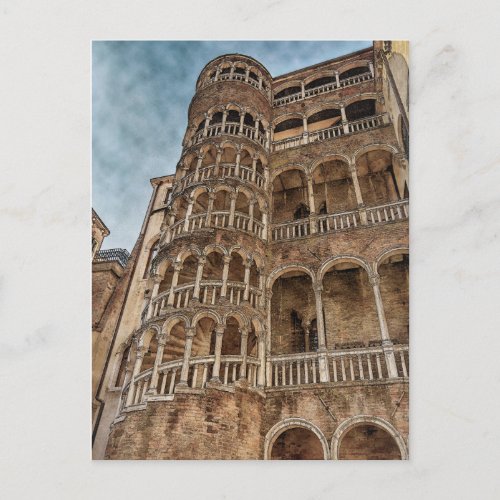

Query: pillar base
[145,387,158,396]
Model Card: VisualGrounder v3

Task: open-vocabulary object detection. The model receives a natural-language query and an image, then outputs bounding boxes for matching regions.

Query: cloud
[92,41,372,250]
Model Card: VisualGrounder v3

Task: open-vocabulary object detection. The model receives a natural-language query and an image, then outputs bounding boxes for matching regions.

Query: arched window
[294,203,310,220]
[143,240,159,278]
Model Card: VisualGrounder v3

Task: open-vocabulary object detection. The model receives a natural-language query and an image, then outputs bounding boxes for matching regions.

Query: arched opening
[356,149,400,205]
[378,252,409,345]
[201,146,217,168]
[235,191,250,216]
[222,316,241,355]
[312,159,355,215]
[177,255,198,286]
[213,189,231,212]
[322,261,379,349]
[345,98,376,121]
[249,260,259,288]
[174,196,189,221]
[305,75,336,90]
[307,108,341,133]
[274,85,301,99]
[228,252,245,283]
[192,191,209,214]
[202,250,224,281]
[339,65,369,80]
[141,335,158,372]
[158,262,175,294]
[192,316,216,358]
[271,269,316,354]
[271,427,325,460]
[115,344,131,387]
[273,118,303,142]
[247,324,258,357]
[338,424,402,460]
[210,111,223,125]
[272,169,308,223]
[226,109,240,125]
[163,319,187,362]
[143,238,159,278]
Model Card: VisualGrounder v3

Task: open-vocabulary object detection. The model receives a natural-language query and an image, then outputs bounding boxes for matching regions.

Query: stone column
[340,104,349,134]
[264,166,269,189]
[245,68,250,82]
[210,325,225,382]
[178,327,195,386]
[193,154,203,183]
[192,256,206,302]
[248,200,255,233]
[348,162,367,225]
[164,211,176,244]
[125,345,145,406]
[251,155,258,183]
[220,255,231,299]
[243,258,252,302]
[147,275,162,319]
[238,111,245,135]
[261,211,268,241]
[183,199,194,232]
[302,116,309,144]
[265,290,273,387]
[335,70,340,87]
[304,324,311,352]
[229,65,235,78]
[228,192,237,227]
[313,284,330,382]
[146,335,167,394]
[239,328,249,380]
[369,273,398,378]
[254,117,260,141]
[202,114,210,137]
[258,76,262,89]
[257,335,266,386]
[205,192,215,227]
[234,149,241,177]
[214,148,222,177]
[221,110,228,132]
[301,81,305,98]
[369,61,374,77]
[215,66,221,81]
[167,263,182,306]
[258,269,265,308]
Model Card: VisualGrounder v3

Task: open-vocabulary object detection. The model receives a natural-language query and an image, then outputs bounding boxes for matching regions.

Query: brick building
[92,40,409,460]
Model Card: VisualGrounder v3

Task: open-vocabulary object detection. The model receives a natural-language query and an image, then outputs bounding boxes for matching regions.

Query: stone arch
[343,92,379,107]
[228,244,250,261]
[202,243,228,258]
[250,315,265,337]
[176,245,202,265]
[337,59,372,77]
[156,255,175,279]
[264,418,330,460]
[223,310,250,329]
[272,112,305,128]
[373,246,409,275]
[161,314,191,335]
[304,100,342,120]
[303,69,336,87]
[138,324,161,348]
[267,264,316,290]
[309,154,350,175]
[331,415,408,460]
[318,255,371,282]
[270,163,307,182]
[192,309,223,329]
[189,185,210,202]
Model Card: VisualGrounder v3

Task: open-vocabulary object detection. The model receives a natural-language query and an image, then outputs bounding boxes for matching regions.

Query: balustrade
[267,345,408,388]
[191,123,268,150]
[273,71,373,106]
[271,199,408,242]
[271,114,388,152]
[123,356,260,408]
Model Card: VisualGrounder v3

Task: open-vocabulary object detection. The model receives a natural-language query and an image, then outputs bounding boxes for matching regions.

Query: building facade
[92,41,409,460]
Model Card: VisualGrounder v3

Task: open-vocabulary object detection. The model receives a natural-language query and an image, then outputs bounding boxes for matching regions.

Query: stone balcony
[272,113,389,152]
[271,199,409,242]
[273,71,374,107]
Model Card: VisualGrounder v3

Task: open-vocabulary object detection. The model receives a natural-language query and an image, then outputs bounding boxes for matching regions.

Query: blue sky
[92,41,372,251]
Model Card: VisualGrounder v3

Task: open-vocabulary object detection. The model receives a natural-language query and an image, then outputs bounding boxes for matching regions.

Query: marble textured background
[1,0,499,498]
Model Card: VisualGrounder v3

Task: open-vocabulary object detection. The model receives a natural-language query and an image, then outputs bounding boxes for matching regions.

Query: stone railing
[273,71,373,106]
[271,199,408,242]
[201,72,271,100]
[123,355,261,408]
[271,114,389,152]
[173,162,265,194]
[267,345,408,388]
[167,210,265,243]
[190,123,268,149]
[143,281,262,321]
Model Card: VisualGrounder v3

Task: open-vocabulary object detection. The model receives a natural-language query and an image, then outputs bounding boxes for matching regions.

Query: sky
[92,41,372,251]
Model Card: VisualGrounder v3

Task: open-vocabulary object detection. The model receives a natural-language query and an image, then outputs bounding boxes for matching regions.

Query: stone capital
[223,255,232,265]
[313,284,323,294]
[215,325,225,335]
[229,192,238,201]
[369,273,381,287]
[185,327,196,338]
[197,256,206,266]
